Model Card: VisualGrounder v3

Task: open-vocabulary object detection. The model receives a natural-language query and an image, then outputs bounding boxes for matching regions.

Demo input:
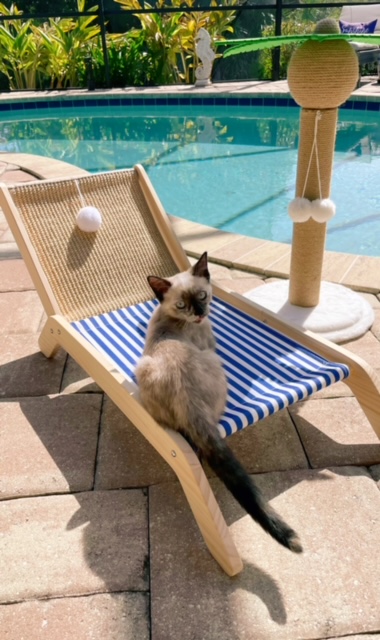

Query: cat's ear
[191,252,210,281]
[147,275,172,302]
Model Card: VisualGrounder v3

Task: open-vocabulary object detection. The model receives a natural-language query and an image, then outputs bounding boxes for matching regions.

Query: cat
[135,252,302,554]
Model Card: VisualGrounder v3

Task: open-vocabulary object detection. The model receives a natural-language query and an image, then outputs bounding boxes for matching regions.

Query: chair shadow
[287,401,380,471]
[2,351,379,634]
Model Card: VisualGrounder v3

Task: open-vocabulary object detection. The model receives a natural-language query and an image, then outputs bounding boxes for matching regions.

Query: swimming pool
[0,97,379,256]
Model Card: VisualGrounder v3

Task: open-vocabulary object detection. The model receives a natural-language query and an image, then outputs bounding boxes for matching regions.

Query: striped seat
[72,297,350,438]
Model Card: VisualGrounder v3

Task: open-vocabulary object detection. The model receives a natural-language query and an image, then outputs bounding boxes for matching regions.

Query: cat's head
[147,252,211,324]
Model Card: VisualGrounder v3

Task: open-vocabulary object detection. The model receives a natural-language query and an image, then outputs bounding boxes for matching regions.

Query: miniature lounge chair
[2,165,380,576]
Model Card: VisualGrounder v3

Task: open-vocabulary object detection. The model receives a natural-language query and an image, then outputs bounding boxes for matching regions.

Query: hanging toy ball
[76,206,102,233]
[288,197,312,223]
[311,198,336,223]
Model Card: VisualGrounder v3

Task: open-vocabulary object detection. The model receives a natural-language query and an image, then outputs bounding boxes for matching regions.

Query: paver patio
[1,81,380,639]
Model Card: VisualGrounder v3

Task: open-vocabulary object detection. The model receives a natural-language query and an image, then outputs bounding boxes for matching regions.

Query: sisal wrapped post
[287,19,358,307]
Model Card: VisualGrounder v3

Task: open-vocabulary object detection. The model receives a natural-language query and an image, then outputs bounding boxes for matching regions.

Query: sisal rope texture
[8,169,178,321]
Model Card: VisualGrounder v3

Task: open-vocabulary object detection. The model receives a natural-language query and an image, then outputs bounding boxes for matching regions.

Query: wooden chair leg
[39,318,62,357]
[165,429,244,576]
[345,369,380,439]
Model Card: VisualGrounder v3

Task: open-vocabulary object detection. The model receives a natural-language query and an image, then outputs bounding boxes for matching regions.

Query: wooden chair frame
[1,164,379,576]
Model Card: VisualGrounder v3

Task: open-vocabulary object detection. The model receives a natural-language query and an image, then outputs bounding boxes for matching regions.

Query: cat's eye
[198,291,207,301]
[176,300,186,309]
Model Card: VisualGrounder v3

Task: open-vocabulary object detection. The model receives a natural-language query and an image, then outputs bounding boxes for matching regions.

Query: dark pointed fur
[188,418,302,553]
[136,253,302,554]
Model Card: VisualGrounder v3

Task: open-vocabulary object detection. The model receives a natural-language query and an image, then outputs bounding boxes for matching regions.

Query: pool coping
[170,216,380,295]
[0,77,379,110]
[1,154,379,294]
[0,80,379,294]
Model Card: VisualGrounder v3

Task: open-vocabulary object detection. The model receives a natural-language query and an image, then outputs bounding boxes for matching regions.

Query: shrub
[115,0,238,85]
[0,0,237,89]
[89,31,158,87]
[0,0,100,89]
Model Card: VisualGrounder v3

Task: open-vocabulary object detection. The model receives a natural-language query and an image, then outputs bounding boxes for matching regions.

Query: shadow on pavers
[288,401,380,469]
[2,351,380,634]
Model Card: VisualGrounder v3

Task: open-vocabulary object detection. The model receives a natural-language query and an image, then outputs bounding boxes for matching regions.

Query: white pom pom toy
[288,197,336,223]
[76,206,102,233]
[311,198,336,222]
[288,197,312,223]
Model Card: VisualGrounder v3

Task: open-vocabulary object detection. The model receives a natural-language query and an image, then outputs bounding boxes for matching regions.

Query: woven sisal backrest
[6,168,181,321]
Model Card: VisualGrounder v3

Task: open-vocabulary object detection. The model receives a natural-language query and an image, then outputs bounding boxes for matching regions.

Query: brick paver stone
[0,394,102,499]
[0,334,66,397]
[0,259,35,292]
[0,291,44,335]
[95,400,308,491]
[149,467,380,640]
[0,490,148,602]
[289,397,380,468]
[0,593,150,640]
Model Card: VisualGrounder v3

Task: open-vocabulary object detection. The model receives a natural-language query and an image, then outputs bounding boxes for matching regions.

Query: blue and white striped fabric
[72,297,350,438]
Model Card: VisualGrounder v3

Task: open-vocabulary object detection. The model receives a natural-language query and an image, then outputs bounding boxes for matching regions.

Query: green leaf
[217,33,380,57]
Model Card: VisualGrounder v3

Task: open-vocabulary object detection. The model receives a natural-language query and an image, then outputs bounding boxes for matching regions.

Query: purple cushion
[339,19,378,34]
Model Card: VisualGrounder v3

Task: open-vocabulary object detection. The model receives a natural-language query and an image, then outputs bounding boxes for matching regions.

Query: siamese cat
[135,252,302,553]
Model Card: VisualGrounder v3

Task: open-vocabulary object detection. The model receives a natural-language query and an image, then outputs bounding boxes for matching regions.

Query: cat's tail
[193,426,302,554]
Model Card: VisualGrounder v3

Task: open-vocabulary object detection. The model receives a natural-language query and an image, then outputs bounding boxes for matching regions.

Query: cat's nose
[194,304,206,316]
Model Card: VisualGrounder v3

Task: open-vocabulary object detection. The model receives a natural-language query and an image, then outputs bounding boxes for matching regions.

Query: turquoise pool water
[1,103,379,256]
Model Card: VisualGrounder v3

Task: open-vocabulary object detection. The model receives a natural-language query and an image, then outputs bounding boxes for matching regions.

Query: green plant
[0,1,100,89]
[89,31,157,87]
[35,0,100,88]
[0,0,236,89]
[115,0,184,84]
[0,3,49,89]
[115,0,237,85]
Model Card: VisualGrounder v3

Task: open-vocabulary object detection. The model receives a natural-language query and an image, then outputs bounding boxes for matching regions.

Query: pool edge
[170,216,380,295]
[0,78,379,112]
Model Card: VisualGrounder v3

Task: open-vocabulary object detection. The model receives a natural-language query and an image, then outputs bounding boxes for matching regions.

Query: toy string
[75,180,86,208]
[301,110,322,200]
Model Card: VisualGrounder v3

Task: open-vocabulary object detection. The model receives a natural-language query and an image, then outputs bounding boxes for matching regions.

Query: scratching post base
[245,280,374,343]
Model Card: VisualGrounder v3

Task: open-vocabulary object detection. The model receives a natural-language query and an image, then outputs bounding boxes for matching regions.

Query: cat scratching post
[246,19,374,342]
[287,19,356,306]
